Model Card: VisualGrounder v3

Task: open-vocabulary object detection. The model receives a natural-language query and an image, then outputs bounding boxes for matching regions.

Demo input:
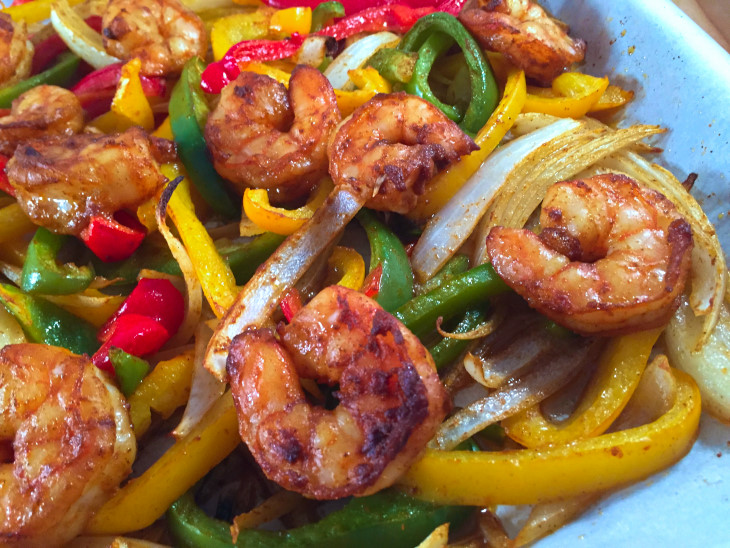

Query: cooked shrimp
[6,126,176,236]
[328,92,477,214]
[459,0,586,85]
[102,0,207,76]
[486,174,693,336]
[0,13,33,87]
[0,85,84,156]
[227,285,450,500]
[205,65,340,203]
[0,344,135,547]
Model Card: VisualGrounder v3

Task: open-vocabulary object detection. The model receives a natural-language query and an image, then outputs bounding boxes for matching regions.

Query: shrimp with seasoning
[0,344,135,547]
[6,126,176,236]
[205,65,341,203]
[227,286,450,500]
[0,13,32,88]
[328,92,478,214]
[459,0,586,85]
[0,85,84,156]
[486,174,694,336]
[102,0,207,76]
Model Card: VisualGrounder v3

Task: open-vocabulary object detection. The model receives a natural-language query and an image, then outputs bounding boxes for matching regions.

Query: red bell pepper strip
[80,211,147,263]
[0,154,16,197]
[316,4,435,40]
[92,313,169,372]
[201,33,305,93]
[279,287,303,322]
[72,62,167,118]
[98,278,185,342]
[262,0,466,16]
[361,263,382,298]
[31,16,102,74]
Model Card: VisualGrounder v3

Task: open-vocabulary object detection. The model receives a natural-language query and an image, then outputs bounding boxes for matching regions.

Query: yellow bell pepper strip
[85,392,240,535]
[328,246,365,290]
[210,9,272,61]
[409,69,526,221]
[334,66,392,116]
[0,202,36,243]
[89,58,154,132]
[590,84,635,112]
[269,6,312,36]
[243,178,332,235]
[127,349,195,436]
[501,329,662,448]
[2,0,83,23]
[522,72,609,118]
[398,367,701,506]
[160,163,239,317]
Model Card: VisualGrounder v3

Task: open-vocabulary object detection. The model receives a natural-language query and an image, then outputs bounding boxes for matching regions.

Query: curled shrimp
[486,174,693,336]
[0,85,84,156]
[0,13,33,87]
[459,0,586,85]
[205,65,341,203]
[0,344,135,547]
[227,285,450,499]
[328,92,477,214]
[6,126,176,236]
[102,0,207,76]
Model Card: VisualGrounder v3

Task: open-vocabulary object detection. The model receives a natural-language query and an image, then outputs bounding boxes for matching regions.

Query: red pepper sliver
[98,278,185,343]
[362,263,383,298]
[316,4,435,40]
[280,287,303,322]
[92,313,170,372]
[0,154,16,197]
[80,211,147,263]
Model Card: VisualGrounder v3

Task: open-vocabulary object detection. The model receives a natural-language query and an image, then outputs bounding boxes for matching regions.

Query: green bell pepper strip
[0,283,100,355]
[169,57,240,219]
[311,1,345,32]
[110,347,150,396]
[168,489,471,548]
[0,52,80,108]
[21,227,95,295]
[414,253,469,296]
[429,306,488,370]
[398,12,498,134]
[357,209,413,312]
[93,232,285,286]
[367,47,417,84]
[394,262,508,339]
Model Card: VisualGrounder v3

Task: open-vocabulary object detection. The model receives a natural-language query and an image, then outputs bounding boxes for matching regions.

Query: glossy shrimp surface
[0,13,32,87]
[328,92,477,214]
[0,85,84,156]
[0,344,135,547]
[102,0,207,76]
[460,0,585,85]
[227,286,450,500]
[487,174,693,336]
[205,65,341,203]
[6,126,175,236]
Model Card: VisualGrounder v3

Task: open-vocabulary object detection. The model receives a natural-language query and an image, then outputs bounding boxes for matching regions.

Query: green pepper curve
[357,209,413,312]
[311,1,345,32]
[0,52,80,108]
[110,347,150,396]
[367,48,417,85]
[168,489,471,548]
[398,12,498,134]
[169,57,240,219]
[21,227,94,295]
[0,283,100,355]
[394,262,508,339]
[415,254,469,297]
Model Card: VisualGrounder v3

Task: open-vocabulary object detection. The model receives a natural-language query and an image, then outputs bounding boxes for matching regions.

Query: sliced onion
[664,296,730,423]
[204,188,366,380]
[324,31,399,90]
[292,35,329,68]
[51,0,121,69]
[429,337,601,450]
[411,118,581,282]
[173,323,225,438]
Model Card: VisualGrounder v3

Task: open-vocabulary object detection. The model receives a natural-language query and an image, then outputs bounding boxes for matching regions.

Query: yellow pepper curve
[398,367,701,506]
